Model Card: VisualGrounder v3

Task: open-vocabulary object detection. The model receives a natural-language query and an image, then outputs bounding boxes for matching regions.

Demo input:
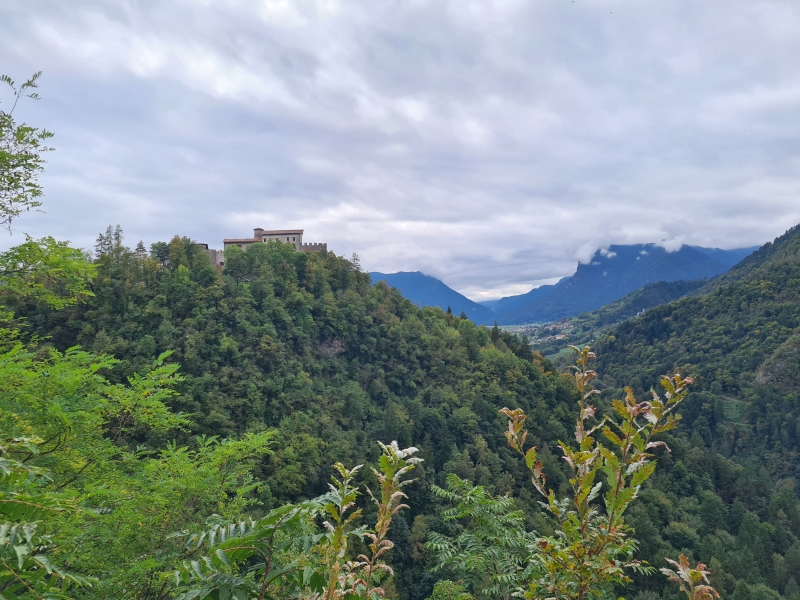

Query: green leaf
[524,447,538,470]
[602,426,624,447]
[587,481,603,502]
[630,461,657,488]
[215,548,230,567]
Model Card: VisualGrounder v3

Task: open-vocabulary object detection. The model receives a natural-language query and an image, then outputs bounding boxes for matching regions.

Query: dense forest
[4,73,800,600]
[593,225,800,600]
[6,226,583,598]
[9,223,800,600]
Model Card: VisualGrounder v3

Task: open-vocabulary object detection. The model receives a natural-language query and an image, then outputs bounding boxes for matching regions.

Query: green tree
[499,346,704,599]
[0,326,279,598]
[172,441,422,600]
[0,73,95,312]
[0,438,94,597]
[426,474,535,599]
[426,580,474,600]
[0,235,95,308]
[0,72,54,231]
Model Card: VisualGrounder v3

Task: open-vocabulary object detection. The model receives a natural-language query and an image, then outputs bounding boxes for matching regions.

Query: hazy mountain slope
[495,244,741,325]
[531,278,708,357]
[691,245,760,267]
[481,282,558,315]
[369,271,496,323]
[595,224,800,442]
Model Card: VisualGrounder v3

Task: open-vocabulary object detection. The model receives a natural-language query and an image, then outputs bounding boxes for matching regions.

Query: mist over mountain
[492,244,756,325]
[374,245,757,327]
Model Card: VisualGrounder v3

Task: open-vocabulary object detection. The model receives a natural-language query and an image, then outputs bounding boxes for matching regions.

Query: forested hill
[588,224,800,599]
[11,228,800,599]
[10,231,579,598]
[596,224,800,403]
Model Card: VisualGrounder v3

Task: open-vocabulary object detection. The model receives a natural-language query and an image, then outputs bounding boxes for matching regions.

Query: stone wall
[301,242,327,253]
[215,228,327,257]
[207,248,224,265]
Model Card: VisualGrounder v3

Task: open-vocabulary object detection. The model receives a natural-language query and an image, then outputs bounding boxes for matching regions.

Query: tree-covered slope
[10,230,582,598]
[530,278,708,358]
[596,225,800,408]
[11,227,800,600]
[585,225,800,599]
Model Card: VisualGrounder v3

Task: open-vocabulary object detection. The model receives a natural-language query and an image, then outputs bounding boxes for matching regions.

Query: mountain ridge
[595,224,800,395]
[372,245,757,327]
[369,270,496,323]
[493,244,748,325]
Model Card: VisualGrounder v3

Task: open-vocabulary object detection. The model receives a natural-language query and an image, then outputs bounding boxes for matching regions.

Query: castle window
[292,237,296,241]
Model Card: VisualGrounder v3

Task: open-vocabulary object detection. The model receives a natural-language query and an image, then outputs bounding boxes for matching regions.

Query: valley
[4,223,799,599]
[3,7,799,598]
[374,244,756,329]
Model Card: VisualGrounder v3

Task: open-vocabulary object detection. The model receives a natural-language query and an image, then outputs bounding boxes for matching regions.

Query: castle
[199,228,327,266]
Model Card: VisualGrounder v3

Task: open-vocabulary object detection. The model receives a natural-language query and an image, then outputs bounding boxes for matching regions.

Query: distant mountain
[371,245,757,328]
[690,245,760,267]
[494,244,756,325]
[596,225,800,401]
[480,283,558,315]
[369,271,496,323]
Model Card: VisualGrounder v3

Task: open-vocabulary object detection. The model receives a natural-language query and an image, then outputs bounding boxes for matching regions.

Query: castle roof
[257,229,304,235]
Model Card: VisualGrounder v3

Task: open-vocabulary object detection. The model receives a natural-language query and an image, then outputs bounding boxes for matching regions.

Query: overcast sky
[2,0,800,300]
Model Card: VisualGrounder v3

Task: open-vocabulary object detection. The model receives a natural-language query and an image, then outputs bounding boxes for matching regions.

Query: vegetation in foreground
[3,71,797,600]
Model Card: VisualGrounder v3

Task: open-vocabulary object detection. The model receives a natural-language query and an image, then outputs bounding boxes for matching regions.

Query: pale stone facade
[225,228,306,251]
[196,243,224,266]
[198,228,327,266]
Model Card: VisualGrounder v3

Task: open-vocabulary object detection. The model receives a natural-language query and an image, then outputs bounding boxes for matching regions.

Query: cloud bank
[2,0,799,299]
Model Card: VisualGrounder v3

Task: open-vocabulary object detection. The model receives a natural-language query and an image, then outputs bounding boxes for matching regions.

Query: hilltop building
[196,243,224,266]
[198,228,327,266]
[224,228,327,253]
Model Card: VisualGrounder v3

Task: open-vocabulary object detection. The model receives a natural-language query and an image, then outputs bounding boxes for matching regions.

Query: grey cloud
[1,0,800,300]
